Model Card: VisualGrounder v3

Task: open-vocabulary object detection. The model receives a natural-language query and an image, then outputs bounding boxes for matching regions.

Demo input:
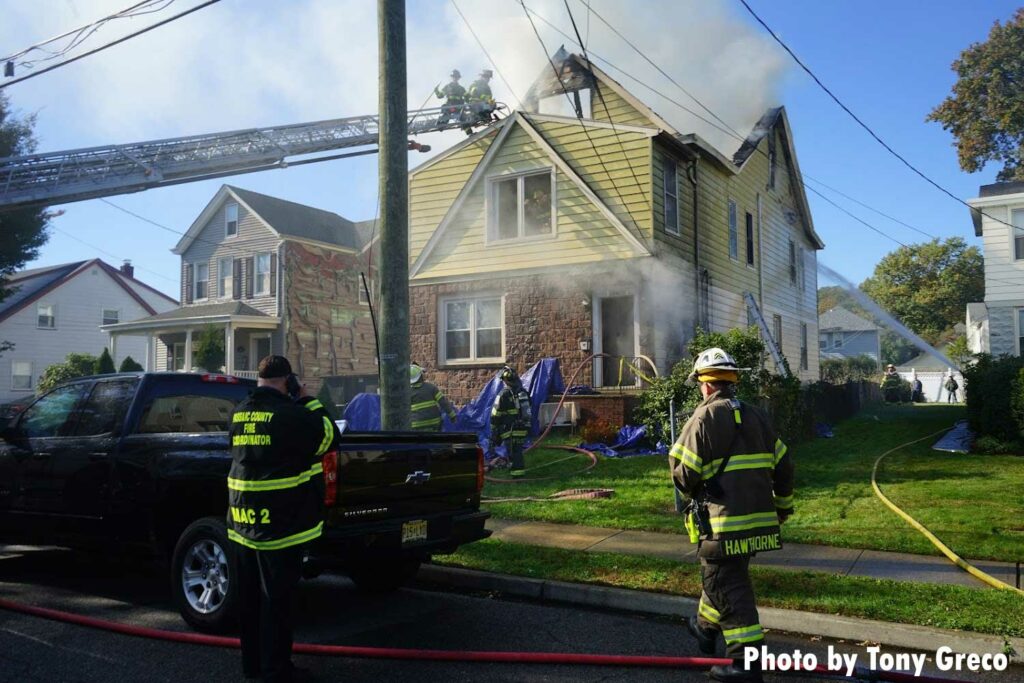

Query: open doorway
[593,294,638,388]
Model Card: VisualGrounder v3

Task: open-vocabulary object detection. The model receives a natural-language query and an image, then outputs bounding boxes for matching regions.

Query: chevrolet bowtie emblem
[405,470,431,484]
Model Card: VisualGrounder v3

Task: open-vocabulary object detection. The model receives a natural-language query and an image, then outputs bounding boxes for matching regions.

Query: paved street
[0,545,1018,682]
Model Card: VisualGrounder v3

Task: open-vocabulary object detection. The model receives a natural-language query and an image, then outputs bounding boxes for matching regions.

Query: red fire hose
[0,596,971,682]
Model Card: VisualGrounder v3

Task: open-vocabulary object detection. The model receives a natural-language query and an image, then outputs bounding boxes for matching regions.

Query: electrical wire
[1,0,223,91]
[449,0,525,110]
[47,224,177,284]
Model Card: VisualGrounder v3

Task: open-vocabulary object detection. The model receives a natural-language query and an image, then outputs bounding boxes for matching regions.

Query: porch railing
[233,371,258,380]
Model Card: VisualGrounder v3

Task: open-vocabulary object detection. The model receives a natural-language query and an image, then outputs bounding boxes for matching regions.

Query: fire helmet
[479,69,493,79]
[450,69,461,79]
[687,347,748,384]
[410,363,424,385]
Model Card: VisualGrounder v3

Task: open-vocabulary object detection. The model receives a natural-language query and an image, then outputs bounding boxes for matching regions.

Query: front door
[252,335,271,366]
[599,295,636,387]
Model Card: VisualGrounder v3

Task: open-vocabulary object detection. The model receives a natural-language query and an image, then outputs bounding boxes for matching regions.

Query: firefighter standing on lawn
[227,355,340,682]
[409,363,458,431]
[490,365,532,476]
[670,348,794,683]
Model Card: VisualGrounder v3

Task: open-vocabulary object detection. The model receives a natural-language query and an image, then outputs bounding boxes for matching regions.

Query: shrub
[972,435,1024,456]
[820,354,878,384]
[963,353,1024,441]
[94,348,116,374]
[192,325,225,372]
[37,353,97,394]
[118,356,144,372]
[579,418,619,445]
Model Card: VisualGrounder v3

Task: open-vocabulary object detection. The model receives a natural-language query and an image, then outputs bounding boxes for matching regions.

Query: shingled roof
[819,306,879,332]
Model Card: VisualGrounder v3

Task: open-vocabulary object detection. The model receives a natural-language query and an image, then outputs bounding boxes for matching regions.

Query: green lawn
[485,404,1024,562]
[437,539,1024,638]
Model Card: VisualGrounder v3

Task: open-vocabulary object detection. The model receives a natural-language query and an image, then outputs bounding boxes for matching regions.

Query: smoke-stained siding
[590,83,658,128]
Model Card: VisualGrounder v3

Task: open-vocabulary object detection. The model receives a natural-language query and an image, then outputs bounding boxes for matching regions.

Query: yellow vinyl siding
[590,84,657,128]
[414,123,640,279]
[651,143,694,261]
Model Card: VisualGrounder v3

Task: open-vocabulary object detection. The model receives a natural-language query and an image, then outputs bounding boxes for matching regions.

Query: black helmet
[499,365,518,383]
[450,69,461,79]
[480,69,493,79]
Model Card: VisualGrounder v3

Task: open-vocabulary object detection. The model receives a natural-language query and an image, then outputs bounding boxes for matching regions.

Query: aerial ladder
[0,102,506,210]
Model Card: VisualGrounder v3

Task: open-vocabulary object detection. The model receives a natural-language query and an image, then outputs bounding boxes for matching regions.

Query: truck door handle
[88,452,108,461]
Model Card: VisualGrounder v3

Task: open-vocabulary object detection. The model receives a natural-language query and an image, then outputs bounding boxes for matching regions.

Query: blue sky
[1,0,1015,299]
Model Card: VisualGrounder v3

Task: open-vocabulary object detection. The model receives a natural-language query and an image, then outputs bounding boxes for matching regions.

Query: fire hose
[0,596,969,682]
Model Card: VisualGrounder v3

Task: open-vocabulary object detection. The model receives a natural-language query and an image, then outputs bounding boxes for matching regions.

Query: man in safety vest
[490,365,532,476]
[409,363,458,431]
[227,355,340,682]
[670,348,794,683]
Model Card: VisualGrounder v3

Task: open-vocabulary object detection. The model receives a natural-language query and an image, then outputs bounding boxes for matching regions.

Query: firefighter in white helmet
[670,347,794,683]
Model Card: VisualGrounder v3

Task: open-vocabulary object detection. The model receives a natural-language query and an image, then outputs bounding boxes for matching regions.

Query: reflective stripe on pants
[696,555,763,658]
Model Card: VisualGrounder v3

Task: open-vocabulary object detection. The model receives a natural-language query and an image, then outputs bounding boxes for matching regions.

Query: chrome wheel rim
[181,538,229,615]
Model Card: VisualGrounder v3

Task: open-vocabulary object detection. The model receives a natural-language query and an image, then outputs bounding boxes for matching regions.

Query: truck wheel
[348,556,422,593]
[171,517,237,633]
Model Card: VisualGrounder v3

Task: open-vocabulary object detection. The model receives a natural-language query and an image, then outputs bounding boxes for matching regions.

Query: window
[225,203,239,237]
[11,361,32,391]
[172,343,186,371]
[788,239,797,285]
[75,379,138,436]
[442,296,503,363]
[138,394,238,433]
[833,332,844,349]
[819,337,827,350]
[773,314,783,355]
[745,212,754,266]
[767,132,777,190]
[255,253,272,295]
[1018,309,1024,355]
[490,171,554,241]
[358,278,372,305]
[102,309,119,325]
[800,323,808,371]
[37,303,55,329]
[194,262,208,301]
[663,158,679,235]
[728,200,738,260]
[1014,209,1024,260]
[218,257,233,298]
[19,383,89,438]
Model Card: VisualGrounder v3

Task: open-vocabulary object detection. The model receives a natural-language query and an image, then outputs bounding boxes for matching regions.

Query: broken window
[728,200,738,260]
[491,171,554,241]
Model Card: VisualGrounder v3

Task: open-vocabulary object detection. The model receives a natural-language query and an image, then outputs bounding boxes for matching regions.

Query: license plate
[401,520,427,544]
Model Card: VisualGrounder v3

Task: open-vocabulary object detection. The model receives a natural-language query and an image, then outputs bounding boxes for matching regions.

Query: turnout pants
[696,555,764,659]
[235,543,304,682]
[506,437,526,471]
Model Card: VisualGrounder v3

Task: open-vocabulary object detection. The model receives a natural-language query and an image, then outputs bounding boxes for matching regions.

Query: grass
[484,404,1024,562]
[437,539,1024,638]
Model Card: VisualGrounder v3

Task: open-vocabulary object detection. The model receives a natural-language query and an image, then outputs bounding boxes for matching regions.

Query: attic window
[225,203,238,237]
[489,170,554,242]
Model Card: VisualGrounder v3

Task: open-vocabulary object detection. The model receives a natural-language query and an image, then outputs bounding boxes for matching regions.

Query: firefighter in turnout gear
[670,348,794,683]
[434,69,466,125]
[491,365,532,476]
[227,355,340,682]
[463,68,496,133]
[881,364,902,403]
[409,363,457,431]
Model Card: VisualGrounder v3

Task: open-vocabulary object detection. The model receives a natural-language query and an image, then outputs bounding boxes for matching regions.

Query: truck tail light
[201,373,240,384]
[476,446,485,493]
[322,451,338,506]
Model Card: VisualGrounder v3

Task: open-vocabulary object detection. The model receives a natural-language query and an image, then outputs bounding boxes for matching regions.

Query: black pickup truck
[0,372,489,631]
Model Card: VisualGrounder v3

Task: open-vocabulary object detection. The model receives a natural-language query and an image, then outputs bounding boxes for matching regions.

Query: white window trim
[727,200,738,261]
[37,302,56,330]
[663,159,680,236]
[11,360,32,391]
[438,293,505,365]
[193,262,209,302]
[1017,308,1024,356]
[218,257,233,299]
[254,253,272,296]
[171,342,186,371]
[225,203,239,238]
[484,168,558,245]
[833,332,844,349]
[102,308,120,325]
[591,292,641,388]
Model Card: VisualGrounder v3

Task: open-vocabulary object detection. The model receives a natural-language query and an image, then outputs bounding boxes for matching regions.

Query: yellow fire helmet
[687,347,749,385]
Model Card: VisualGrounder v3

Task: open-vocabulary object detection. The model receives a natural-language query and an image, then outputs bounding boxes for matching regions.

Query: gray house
[818,307,881,362]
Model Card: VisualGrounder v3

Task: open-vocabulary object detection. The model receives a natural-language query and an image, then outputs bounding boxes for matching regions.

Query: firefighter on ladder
[670,348,794,683]
[463,68,496,133]
[490,365,532,476]
[409,363,457,431]
[434,69,466,125]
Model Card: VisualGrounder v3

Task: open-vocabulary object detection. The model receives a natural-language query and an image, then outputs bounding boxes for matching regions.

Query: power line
[804,185,906,248]
[1,0,222,90]
[47,224,177,284]
[736,0,1014,231]
[450,0,524,109]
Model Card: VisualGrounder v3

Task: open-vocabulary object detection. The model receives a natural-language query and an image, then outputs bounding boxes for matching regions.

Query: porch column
[145,335,153,371]
[185,329,193,372]
[109,333,118,363]
[225,323,234,375]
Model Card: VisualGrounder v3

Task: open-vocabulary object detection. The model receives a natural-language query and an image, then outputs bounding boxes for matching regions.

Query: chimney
[120,260,134,278]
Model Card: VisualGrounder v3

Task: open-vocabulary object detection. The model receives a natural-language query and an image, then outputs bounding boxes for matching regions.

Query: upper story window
[1013,209,1024,260]
[225,203,239,237]
[663,158,679,235]
[218,257,233,298]
[745,212,755,266]
[767,132,777,190]
[728,200,738,260]
[102,309,119,325]
[1018,309,1024,355]
[490,170,554,242]
[441,295,503,363]
[255,253,272,295]
[358,277,372,305]
[788,239,797,285]
[194,262,209,301]
[773,314,783,354]
[800,322,809,371]
[37,303,55,329]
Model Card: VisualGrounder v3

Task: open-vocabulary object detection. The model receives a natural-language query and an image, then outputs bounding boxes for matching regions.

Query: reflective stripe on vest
[228,463,323,492]
[708,511,779,534]
[669,443,702,475]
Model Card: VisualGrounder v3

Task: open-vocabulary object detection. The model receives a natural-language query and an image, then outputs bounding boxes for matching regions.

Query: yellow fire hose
[871,428,1024,596]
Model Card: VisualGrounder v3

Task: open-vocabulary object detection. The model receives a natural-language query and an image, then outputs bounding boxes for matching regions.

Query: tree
[860,238,983,345]
[945,336,973,369]
[95,348,116,374]
[192,325,225,371]
[928,9,1024,180]
[119,356,144,372]
[0,92,51,354]
[37,353,97,394]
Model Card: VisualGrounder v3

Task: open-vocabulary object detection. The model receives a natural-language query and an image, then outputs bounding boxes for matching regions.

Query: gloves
[777,509,792,525]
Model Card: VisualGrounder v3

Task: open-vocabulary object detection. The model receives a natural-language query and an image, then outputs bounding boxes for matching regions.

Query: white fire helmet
[687,347,749,384]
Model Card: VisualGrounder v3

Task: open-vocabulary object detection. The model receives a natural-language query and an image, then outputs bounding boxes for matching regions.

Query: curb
[417,564,1024,665]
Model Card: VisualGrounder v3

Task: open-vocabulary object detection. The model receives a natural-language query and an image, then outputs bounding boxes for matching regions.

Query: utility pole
[377,0,410,430]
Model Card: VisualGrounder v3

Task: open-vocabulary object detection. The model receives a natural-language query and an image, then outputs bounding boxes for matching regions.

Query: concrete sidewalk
[486,518,1022,590]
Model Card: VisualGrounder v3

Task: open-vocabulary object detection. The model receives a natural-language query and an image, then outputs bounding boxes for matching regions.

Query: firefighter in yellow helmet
[670,348,793,683]
[409,363,457,431]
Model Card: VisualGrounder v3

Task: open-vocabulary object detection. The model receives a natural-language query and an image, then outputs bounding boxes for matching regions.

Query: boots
[685,615,717,655]
[709,660,763,683]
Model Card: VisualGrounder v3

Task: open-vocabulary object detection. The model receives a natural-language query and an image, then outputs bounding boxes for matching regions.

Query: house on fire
[407,51,823,406]
[103,185,379,403]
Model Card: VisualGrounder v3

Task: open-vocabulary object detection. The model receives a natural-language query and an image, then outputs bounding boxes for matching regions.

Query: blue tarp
[580,424,667,457]
[932,420,973,453]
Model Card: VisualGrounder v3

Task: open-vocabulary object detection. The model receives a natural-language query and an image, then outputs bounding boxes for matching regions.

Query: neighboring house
[965,181,1024,356]
[817,307,881,362]
[104,185,378,401]
[0,259,177,402]
[406,50,823,404]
